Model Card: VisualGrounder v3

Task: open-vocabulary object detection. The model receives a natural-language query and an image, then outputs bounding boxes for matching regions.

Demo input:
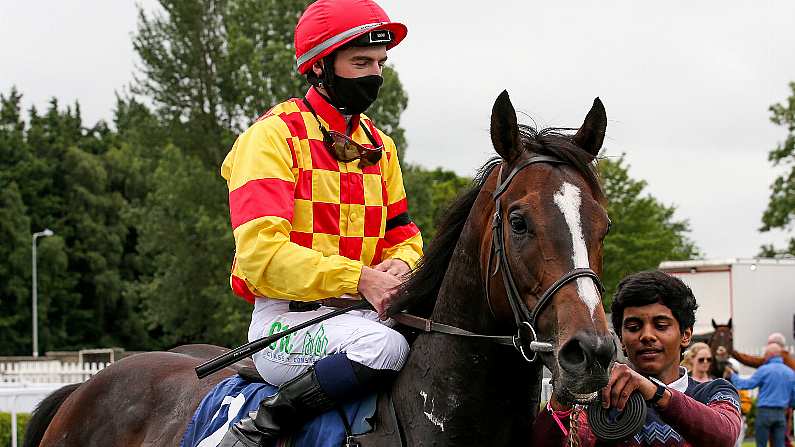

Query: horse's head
[709,318,733,355]
[486,91,615,403]
[709,319,733,376]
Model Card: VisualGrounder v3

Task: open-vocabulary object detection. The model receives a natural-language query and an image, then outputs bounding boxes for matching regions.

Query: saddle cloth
[180,375,377,447]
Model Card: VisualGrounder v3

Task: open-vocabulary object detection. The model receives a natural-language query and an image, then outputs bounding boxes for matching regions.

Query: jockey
[218,0,422,445]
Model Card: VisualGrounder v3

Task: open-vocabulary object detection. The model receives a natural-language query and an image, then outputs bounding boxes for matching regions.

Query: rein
[391,313,553,352]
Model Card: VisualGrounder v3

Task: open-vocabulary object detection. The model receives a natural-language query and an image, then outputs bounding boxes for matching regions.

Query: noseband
[487,154,605,362]
[394,154,605,363]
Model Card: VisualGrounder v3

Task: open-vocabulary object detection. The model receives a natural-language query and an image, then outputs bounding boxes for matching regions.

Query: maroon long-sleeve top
[531,373,741,446]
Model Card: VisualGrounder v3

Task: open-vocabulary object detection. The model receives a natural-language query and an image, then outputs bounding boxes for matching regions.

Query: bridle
[487,154,605,362]
[395,154,605,363]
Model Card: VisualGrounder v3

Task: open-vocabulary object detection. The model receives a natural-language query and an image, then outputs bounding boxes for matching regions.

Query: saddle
[232,362,403,446]
[236,366,264,384]
[176,311,411,447]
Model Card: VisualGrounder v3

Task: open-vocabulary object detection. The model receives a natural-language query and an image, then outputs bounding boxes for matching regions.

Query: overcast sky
[2,1,794,259]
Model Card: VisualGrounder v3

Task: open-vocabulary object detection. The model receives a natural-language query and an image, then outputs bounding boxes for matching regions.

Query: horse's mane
[389,157,501,317]
[390,124,604,317]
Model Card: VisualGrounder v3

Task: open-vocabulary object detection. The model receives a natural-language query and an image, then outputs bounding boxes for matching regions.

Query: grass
[0,412,30,445]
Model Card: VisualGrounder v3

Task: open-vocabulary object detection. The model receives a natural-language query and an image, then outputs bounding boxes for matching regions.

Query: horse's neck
[391,190,539,446]
[426,181,495,331]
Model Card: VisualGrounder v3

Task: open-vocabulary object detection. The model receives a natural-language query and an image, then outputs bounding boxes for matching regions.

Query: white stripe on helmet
[296,22,388,69]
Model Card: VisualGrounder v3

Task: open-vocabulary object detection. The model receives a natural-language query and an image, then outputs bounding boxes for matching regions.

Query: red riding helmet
[295,0,408,74]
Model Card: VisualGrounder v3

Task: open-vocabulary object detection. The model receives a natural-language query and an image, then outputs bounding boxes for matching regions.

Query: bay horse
[708,319,733,379]
[26,91,616,446]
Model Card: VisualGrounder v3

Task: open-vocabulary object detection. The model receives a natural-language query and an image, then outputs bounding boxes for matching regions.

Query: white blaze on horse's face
[553,182,600,319]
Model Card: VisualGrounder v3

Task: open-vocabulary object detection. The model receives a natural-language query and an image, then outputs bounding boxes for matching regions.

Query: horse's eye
[509,215,528,234]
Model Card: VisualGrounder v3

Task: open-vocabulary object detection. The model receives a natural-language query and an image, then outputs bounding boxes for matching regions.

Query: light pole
[32,228,54,358]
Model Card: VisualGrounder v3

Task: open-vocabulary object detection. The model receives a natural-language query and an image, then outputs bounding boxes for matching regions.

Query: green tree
[0,91,34,353]
[0,92,78,354]
[403,165,471,243]
[0,181,32,353]
[0,89,153,354]
[599,156,700,306]
[760,82,795,256]
[0,88,26,184]
[124,145,249,348]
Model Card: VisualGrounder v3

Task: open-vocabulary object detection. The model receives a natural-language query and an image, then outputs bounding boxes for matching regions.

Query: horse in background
[707,318,733,379]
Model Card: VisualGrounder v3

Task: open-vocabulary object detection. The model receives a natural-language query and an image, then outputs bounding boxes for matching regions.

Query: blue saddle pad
[181,375,377,447]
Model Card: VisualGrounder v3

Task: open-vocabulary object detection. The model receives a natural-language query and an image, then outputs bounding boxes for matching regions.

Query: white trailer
[658,258,795,374]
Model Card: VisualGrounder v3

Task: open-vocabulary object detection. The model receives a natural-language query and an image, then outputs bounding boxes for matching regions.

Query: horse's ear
[711,319,718,329]
[727,318,732,329]
[573,97,607,157]
[490,90,521,161]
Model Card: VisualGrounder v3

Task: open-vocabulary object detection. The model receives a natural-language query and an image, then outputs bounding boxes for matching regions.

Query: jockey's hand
[601,363,671,411]
[373,259,411,277]
[358,266,402,319]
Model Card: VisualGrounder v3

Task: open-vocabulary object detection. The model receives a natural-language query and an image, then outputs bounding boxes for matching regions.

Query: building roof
[659,257,795,272]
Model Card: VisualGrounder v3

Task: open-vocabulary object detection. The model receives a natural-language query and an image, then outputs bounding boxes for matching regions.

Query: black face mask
[329,73,383,115]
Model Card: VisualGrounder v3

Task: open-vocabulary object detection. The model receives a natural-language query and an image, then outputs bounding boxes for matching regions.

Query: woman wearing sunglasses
[682,342,715,383]
[219,1,423,445]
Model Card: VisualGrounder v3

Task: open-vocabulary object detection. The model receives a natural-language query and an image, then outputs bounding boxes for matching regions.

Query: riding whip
[195,300,370,379]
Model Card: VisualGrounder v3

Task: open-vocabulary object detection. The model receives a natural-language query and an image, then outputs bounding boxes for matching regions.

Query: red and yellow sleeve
[222,118,363,302]
[380,134,423,269]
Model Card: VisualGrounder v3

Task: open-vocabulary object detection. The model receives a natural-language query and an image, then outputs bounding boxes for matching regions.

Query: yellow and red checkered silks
[221,87,423,303]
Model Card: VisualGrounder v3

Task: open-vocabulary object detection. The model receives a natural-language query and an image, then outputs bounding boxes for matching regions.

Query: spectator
[730,343,795,447]
[733,332,795,447]
[727,358,753,447]
[733,333,795,370]
[682,342,715,382]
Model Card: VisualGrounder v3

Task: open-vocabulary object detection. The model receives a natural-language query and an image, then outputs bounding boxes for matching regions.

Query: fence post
[11,394,18,447]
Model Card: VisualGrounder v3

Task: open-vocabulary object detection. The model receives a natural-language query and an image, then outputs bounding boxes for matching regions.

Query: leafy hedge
[0,412,30,446]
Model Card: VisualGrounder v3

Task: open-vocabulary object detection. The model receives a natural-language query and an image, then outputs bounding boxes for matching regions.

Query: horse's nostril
[559,339,587,370]
[559,335,616,373]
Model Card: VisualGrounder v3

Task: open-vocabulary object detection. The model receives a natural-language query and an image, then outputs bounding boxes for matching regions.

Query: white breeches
[248,298,409,386]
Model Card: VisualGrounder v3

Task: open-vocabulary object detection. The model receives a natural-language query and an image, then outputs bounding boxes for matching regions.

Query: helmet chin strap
[312,55,349,115]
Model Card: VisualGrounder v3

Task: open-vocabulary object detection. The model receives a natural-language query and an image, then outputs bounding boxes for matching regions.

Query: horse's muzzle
[554,332,616,400]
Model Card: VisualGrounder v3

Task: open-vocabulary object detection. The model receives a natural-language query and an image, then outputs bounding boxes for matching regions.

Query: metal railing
[1,384,64,447]
[0,361,107,384]
[0,361,109,446]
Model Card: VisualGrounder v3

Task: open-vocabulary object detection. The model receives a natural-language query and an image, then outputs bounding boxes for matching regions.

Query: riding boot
[218,367,336,447]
